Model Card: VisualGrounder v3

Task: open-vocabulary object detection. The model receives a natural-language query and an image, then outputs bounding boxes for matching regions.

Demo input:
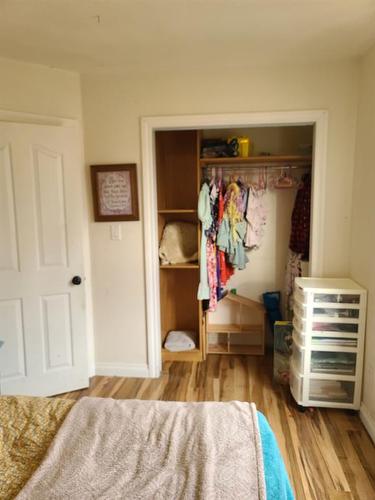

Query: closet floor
[59,354,375,500]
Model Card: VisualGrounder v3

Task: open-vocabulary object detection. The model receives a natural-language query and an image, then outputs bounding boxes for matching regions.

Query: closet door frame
[141,110,328,378]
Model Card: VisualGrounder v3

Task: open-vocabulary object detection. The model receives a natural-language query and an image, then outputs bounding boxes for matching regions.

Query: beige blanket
[17,397,266,500]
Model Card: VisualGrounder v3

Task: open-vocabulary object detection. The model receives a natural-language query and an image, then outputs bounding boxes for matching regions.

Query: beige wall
[350,46,375,431]
[0,57,95,374]
[82,61,359,368]
[0,57,82,118]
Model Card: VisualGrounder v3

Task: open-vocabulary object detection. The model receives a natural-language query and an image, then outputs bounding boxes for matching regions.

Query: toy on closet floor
[206,292,266,355]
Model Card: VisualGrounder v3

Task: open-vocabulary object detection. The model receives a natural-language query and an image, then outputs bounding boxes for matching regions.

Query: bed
[0,396,293,499]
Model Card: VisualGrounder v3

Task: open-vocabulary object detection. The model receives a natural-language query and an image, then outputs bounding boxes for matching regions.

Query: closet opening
[142,111,327,377]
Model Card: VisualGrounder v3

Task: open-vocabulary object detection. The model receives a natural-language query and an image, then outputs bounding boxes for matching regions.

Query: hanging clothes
[197,183,212,300]
[245,186,267,249]
[218,185,234,286]
[289,173,311,260]
[284,173,311,316]
[207,238,218,311]
[224,181,249,269]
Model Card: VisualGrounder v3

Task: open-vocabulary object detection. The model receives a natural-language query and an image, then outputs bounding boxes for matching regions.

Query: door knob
[72,276,82,285]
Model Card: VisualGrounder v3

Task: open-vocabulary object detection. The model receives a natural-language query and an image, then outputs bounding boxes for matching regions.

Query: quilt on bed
[0,396,75,500]
[0,396,294,500]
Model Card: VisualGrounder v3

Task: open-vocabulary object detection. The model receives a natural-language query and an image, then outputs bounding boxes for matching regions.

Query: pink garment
[207,238,218,312]
[245,187,267,249]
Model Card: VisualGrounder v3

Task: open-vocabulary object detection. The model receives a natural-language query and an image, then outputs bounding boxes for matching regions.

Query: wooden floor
[60,354,375,500]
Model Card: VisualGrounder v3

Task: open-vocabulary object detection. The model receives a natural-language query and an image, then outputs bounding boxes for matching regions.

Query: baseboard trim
[95,362,149,378]
[360,403,375,444]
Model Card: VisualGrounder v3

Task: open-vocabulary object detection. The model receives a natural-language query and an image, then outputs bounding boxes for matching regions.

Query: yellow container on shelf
[238,136,250,157]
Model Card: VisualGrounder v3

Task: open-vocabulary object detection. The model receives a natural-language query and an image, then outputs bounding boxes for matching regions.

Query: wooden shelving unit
[199,154,312,167]
[206,293,266,356]
[155,130,204,362]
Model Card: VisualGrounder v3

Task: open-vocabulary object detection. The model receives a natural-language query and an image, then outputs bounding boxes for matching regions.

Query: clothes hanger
[274,166,295,189]
[258,167,267,191]
[210,167,216,185]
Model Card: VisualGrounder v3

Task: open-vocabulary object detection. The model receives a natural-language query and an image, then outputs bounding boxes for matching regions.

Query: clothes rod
[203,164,311,170]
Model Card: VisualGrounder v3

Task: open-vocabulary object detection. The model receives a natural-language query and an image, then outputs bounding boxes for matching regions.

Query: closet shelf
[230,345,264,355]
[207,323,263,334]
[158,209,197,214]
[199,155,312,167]
[162,348,202,362]
[160,263,199,269]
[207,343,263,355]
[208,343,228,354]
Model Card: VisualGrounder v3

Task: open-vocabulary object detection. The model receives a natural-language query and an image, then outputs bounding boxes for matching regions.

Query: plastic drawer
[290,367,303,403]
[292,327,305,346]
[291,341,304,373]
[293,313,359,335]
[313,293,361,305]
[311,336,358,348]
[309,379,355,404]
[293,326,358,348]
[312,321,359,335]
[293,314,307,334]
[310,351,357,376]
[294,287,307,305]
[294,284,361,306]
[313,307,360,319]
[293,299,307,319]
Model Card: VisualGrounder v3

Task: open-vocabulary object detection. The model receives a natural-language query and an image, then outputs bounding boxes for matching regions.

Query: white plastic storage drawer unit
[290,278,366,409]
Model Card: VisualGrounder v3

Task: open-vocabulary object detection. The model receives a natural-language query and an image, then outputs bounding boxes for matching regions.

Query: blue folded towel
[257,411,295,500]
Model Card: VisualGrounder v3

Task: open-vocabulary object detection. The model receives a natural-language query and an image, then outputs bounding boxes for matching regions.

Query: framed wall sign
[90,164,139,221]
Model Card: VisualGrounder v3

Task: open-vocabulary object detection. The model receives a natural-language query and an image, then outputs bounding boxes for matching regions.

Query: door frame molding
[0,108,78,127]
[0,107,96,377]
[142,110,328,378]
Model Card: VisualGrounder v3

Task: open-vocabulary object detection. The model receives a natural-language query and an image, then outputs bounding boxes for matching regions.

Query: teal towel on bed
[257,411,295,500]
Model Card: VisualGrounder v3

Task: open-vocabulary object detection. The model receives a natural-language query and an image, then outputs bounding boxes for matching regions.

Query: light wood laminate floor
[60,354,375,500]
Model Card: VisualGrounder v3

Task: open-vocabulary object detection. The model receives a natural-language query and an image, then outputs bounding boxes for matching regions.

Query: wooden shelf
[199,155,312,167]
[207,323,263,334]
[207,344,264,355]
[160,263,199,269]
[162,348,203,362]
[229,344,264,355]
[208,343,228,354]
[158,209,197,214]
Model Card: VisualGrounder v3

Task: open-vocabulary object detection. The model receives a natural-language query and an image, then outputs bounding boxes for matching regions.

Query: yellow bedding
[0,396,74,500]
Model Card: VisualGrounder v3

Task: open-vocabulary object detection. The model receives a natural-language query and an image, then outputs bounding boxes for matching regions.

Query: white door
[0,121,89,396]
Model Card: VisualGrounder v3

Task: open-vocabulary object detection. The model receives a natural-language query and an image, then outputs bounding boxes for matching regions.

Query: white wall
[349,46,375,440]
[82,61,359,370]
[0,57,95,375]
